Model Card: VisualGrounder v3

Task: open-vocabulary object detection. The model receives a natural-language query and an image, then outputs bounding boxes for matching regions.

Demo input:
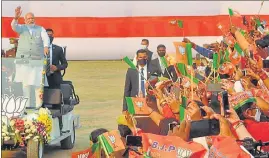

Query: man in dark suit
[122,49,160,134]
[132,39,154,66]
[46,28,68,89]
[123,49,152,112]
[150,44,178,82]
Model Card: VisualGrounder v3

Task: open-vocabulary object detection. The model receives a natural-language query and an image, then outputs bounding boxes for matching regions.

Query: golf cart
[1,55,80,158]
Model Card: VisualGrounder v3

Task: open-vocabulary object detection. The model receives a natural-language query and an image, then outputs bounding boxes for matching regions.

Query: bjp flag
[141,133,207,158]
[209,136,252,158]
[98,130,126,157]
[174,42,188,65]
[174,42,193,66]
[125,97,150,115]
[71,142,101,158]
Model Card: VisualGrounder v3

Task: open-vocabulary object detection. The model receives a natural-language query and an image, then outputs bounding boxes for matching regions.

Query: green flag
[125,97,135,115]
[177,20,183,28]
[186,74,199,84]
[177,63,187,76]
[160,56,168,68]
[219,51,225,65]
[180,96,187,122]
[123,56,136,69]
[186,43,193,66]
[91,142,101,156]
[234,43,244,56]
[213,53,219,69]
[239,29,246,36]
[98,135,114,155]
[176,63,199,84]
[228,8,234,16]
[225,49,231,62]
[255,18,261,27]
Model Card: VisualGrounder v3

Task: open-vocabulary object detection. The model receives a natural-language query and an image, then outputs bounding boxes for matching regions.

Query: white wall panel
[3,36,221,60]
[3,1,268,17]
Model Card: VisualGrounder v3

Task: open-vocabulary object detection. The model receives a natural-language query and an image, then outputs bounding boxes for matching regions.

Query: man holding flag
[150,44,178,82]
[122,49,151,113]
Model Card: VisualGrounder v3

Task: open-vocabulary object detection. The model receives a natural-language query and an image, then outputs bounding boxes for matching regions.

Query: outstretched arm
[11,6,23,33]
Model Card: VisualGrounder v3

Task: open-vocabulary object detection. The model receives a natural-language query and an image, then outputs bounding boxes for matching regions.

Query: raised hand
[15,6,22,20]
[201,106,215,119]
[168,120,191,141]
[182,38,191,43]
[245,68,260,80]
[210,114,234,137]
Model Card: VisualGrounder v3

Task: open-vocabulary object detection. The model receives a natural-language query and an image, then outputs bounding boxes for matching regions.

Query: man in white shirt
[46,28,68,89]
[133,39,154,66]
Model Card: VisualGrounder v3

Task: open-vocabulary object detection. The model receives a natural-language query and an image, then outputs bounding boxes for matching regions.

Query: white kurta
[14,60,49,87]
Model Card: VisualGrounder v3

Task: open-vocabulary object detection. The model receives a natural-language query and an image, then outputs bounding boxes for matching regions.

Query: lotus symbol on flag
[136,101,143,111]
[1,94,28,119]
[108,135,117,148]
[178,46,185,55]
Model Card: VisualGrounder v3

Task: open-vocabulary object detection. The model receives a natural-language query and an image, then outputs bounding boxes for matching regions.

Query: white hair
[24,12,35,19]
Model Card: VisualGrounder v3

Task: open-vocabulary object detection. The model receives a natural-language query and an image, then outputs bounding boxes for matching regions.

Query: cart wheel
[27,139,44,158]
[61,121,75,149]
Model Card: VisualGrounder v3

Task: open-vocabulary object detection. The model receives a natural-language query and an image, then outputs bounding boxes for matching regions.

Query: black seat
[60,83,75,114]
[43,88,62,118]
[61,80,79,105]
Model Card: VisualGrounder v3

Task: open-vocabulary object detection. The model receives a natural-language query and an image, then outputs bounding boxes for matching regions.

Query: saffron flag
[209,136,252,158]
[142,133,207,158]
[71,148,92,158]
[71,142,101,158]
[174,42,188,65]
[125,97,150,115]
[174,42,193,65]
[98,130,126,157]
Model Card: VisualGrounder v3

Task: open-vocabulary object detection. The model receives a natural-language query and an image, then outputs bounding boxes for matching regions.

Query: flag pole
[229,15,233,26]
[130,116,138,135]
[98,136,110,158]
[191,69,194,100]
[258,1,264,16]
[160,56,174,82]
[164,67,173,81]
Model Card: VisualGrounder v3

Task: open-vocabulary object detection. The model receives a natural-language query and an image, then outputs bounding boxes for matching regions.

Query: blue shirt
[194,45,214,59]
